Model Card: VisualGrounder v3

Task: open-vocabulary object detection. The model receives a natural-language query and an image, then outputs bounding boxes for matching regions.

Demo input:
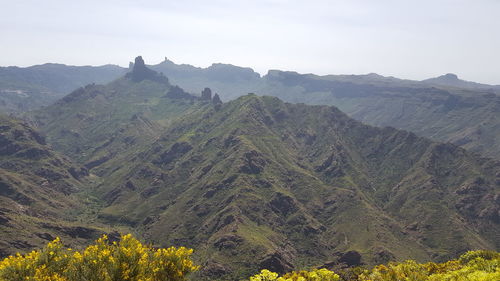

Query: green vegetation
[151,60,500,160]
[89,93,498,279]
[26,68,209,166]
[2,58,499,159]
[0,114,109,256]
[250,269,340,281]
[249,250,500,281]
[357,250,500,280]
[1,62,498,280]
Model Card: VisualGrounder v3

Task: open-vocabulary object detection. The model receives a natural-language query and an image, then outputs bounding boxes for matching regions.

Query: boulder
[259,250,294,274]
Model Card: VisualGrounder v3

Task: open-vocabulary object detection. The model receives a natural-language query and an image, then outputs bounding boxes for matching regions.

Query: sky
[1,0,499,84]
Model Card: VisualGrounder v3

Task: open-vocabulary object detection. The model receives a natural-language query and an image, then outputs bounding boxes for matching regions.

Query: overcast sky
[1,0,499,84]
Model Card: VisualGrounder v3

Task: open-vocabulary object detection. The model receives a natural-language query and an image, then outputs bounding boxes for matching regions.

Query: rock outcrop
[212,93,222,105]
[201,87,212,100]
[126,56,169,83]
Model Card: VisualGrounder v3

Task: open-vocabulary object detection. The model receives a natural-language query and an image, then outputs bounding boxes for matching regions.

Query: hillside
[85,92,498,279]
[0,115,107,256]
[260,70,500,159]
[149,60,500,159]
[3,58,499,160]
[0,63,124,113]
[9,60,499,280]
[28,57,217,167]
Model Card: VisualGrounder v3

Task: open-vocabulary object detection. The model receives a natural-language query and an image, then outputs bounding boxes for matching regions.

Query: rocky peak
[201,87,212,100]
[423,73,460,84]
[212,93,222,105]
[125,56,169,84]
[212,93,223,110]
[441,73,459,81]
[134,56,146,69]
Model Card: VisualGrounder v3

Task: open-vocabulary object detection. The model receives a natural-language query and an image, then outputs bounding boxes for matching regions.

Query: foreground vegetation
[1,235,498,281]
[250,251,499,281]
[0,234,197,281]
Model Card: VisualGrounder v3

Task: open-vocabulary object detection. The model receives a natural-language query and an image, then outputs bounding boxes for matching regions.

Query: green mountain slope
[0,63,125,113]
[260,70,500,159]
[0,115,108,256]
[89,94,498,280]
[4,58,498,159]
[150,60,500,159]
[9,59,498,280]
[28,57,210,167]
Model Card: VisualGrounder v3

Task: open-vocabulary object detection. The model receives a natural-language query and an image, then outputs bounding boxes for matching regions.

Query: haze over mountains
[0,58,498,280]
[0,64,125,113]
[2,57,500,159]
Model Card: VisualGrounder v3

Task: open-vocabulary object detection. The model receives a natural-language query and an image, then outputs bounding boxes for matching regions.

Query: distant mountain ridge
[148,59,500,159]
[0,63,125,113]
[423,73,500,91]
[148,58,500,97]
[2,58,499,160]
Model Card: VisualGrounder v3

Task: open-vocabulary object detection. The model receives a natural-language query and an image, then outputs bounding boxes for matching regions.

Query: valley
[1,58,498,280]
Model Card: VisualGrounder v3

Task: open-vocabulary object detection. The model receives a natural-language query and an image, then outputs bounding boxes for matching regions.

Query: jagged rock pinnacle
[125,56,169,83]
[212,93,223,110]
[134,56,146,69]
[212,93,222,105]
[201,87,212,100]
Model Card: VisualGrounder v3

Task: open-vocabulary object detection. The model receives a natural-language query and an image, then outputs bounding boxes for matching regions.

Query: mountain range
[149,59,500,160]
[2,58,499,160]
[0,63,124,113]
[0,57,497,280]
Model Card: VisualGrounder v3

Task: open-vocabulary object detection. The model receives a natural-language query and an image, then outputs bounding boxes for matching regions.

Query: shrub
[249,268,340,281]
[0,234,198,281]
[358,250,499,281]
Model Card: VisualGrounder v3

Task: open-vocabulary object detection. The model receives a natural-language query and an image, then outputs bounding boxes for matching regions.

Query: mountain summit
[422,72,499,91]
[126,56,168,83]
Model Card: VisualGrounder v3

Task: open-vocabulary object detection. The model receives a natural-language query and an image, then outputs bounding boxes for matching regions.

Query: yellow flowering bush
[249,250,499,281]
[0,234,198,281]
[1,237,498,281]
[249,268,340,281]
[358,250,499,281]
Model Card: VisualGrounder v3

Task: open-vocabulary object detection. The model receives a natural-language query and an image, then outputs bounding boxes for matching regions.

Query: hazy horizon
[2,0,499,84]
